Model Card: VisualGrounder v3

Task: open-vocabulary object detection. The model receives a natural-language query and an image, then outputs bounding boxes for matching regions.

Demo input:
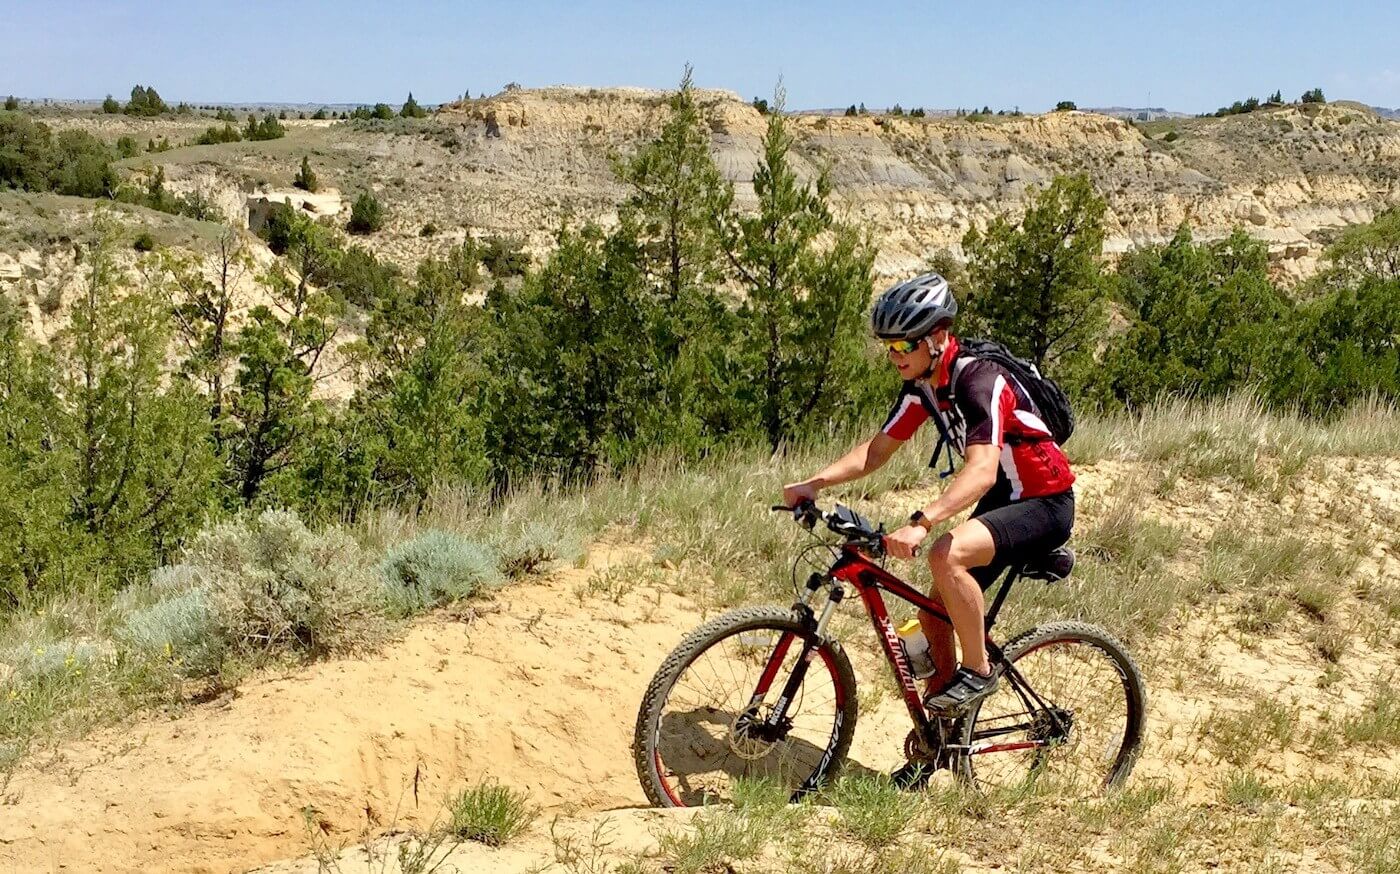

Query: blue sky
[5,1,1400,112]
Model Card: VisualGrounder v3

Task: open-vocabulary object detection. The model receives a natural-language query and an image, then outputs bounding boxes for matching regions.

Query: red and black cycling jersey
[881,335,1075,500]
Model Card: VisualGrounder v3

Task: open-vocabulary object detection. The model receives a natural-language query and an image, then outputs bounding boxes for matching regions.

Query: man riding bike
[781,273,1075,782]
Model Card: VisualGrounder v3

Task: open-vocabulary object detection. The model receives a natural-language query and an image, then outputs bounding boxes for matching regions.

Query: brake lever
[770,501,819,530]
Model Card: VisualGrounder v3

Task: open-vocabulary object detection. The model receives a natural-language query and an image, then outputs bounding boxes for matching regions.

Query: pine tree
[102,94,120,113]
[400,92,427,118]
[715,85,878,450]
[49,212,216,576]
[294,156,318,192]
[613,66,727,343]
[348,191,384,234]
[961,174,1109,372]
[4,95,18,111]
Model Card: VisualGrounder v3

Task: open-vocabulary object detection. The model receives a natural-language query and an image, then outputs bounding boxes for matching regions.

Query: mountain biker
[781,273,1075,768]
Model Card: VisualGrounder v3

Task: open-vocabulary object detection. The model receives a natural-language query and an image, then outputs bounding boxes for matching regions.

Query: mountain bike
[633,500,1146,806]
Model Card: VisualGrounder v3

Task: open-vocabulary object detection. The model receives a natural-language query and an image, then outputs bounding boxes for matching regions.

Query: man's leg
[925,518,998,676]
[917,590,957,694]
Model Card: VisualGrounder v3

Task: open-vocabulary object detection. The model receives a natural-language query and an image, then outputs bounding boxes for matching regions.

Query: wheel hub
[730,705,789,759]
[1029,707,1074,746]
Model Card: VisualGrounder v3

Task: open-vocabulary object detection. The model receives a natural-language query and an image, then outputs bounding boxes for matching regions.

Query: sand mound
[0,546,712,873]
[4,459,1398,873]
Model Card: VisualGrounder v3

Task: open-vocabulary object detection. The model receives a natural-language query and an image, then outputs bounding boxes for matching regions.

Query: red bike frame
[829,544,983,738]
[746,541,1043,763]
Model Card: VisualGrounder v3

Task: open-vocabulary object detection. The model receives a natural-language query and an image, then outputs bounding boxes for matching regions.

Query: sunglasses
[882,338,924,355]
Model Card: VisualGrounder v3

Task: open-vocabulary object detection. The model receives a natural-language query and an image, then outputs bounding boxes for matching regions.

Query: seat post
[983,564,1024,632]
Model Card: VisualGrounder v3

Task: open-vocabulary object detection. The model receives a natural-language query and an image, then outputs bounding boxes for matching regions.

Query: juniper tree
[714,85,878,450]
[960,173,1109,374]
[46,214,216,582]
[294,155,318,192]
[309,242,489,513]
[155,227,254,453]
[228,212,343,505]
[484,224,656,482]
[613,66,728,357]
[400,92,427,118]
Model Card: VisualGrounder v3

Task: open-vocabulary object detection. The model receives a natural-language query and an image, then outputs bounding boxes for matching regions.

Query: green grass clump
[377,529,501,616]
[1203,699,1296,766]
[1343,683,1400,746]
[658,809,766,874]
[1222,770,1275,808]
[1351,808,1400,874]
[824,775,918,849]
[446,781,537,847]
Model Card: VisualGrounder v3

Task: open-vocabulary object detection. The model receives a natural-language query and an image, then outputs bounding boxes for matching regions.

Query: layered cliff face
[435,88,1400,281]
[13,87,1400,292]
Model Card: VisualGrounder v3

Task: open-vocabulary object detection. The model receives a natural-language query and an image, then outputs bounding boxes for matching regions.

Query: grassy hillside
[3,395,1399,872]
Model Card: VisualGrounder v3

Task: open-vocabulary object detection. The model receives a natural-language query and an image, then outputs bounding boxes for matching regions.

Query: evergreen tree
[400,92,427,118]
[613,66,727,343]
[228,214,342,505]
[307,243,489,514]
[714,86,878,450]
[157,228,254,455]
[102,94,120,113]
[484,224,656,482]
[1319,207,1400,284]
[294,155,319,192]
[4,95,18,111]
[1054,100,1078,112]
[960,174,1109,373]
[348,191,385,234]
[1091,226,1291,408]
[844,105,858,117]
[1301,88,1326,104]
[0,296,68,603]
[48,214,216,581]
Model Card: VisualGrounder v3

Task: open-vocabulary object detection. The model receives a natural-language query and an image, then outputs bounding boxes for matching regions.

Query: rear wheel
[633,606,858,807]
[955,621,1146,795]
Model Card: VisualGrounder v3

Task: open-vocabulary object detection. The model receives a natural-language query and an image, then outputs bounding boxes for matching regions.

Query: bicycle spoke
[651,619,846,805]
[964,632,1138,796]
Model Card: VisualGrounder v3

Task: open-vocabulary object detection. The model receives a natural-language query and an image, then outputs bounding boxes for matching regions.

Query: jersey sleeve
[880,383,930,441]
[956,360,1017,448]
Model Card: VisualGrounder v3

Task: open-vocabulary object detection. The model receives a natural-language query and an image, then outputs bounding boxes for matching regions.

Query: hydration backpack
[957,338,1075,445]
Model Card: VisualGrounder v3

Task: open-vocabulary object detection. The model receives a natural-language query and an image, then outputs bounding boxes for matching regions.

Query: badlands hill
[6,87,1400,288]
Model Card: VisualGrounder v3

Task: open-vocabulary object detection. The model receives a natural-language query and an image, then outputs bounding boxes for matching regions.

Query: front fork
[746,576,845,731]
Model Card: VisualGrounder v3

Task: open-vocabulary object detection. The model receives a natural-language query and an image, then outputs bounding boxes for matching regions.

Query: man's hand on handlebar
[782,481,818,510]
[884,524,928,560]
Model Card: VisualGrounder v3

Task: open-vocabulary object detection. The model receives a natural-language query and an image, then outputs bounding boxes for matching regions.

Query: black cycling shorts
[967,489,1075,590]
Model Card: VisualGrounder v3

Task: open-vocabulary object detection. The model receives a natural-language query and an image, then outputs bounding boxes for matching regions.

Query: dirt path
[0,546,713,873]
[4,459,1398,873]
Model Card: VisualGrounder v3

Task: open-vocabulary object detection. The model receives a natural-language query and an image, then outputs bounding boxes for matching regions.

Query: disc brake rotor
[730,705,785,760]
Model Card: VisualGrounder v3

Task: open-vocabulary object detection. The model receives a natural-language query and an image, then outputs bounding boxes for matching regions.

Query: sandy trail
[3,459,1398,873]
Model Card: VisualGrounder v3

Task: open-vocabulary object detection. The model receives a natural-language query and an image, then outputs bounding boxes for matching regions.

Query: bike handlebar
[771,500,891,557]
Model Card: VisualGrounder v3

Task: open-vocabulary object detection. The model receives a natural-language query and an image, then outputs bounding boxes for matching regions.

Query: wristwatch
[909,510,935,532]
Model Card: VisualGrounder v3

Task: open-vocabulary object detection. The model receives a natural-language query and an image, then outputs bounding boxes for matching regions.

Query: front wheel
[633,606,858,807]
[955,621,1146,795]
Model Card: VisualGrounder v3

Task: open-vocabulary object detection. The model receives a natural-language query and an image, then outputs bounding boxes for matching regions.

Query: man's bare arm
[783,432,903,505]
[916,443,1000,524]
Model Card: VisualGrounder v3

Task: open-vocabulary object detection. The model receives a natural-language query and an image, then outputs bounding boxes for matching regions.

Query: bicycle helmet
[870,273,957,340]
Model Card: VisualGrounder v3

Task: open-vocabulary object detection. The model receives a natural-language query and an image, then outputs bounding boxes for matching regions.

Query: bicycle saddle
[1021,545,1074,582]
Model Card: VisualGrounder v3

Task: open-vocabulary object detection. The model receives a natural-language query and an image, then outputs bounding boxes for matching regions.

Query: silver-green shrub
[3,639,106,688]
[114,587,223,676]
[377,529,501,616]
[187,509,370,654]
[492,517,583,579]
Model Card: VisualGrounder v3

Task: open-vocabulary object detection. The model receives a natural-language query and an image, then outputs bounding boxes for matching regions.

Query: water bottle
[897,619,936,679]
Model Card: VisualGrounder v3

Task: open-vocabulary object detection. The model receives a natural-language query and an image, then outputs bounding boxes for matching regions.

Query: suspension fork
[746,585,846,728]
